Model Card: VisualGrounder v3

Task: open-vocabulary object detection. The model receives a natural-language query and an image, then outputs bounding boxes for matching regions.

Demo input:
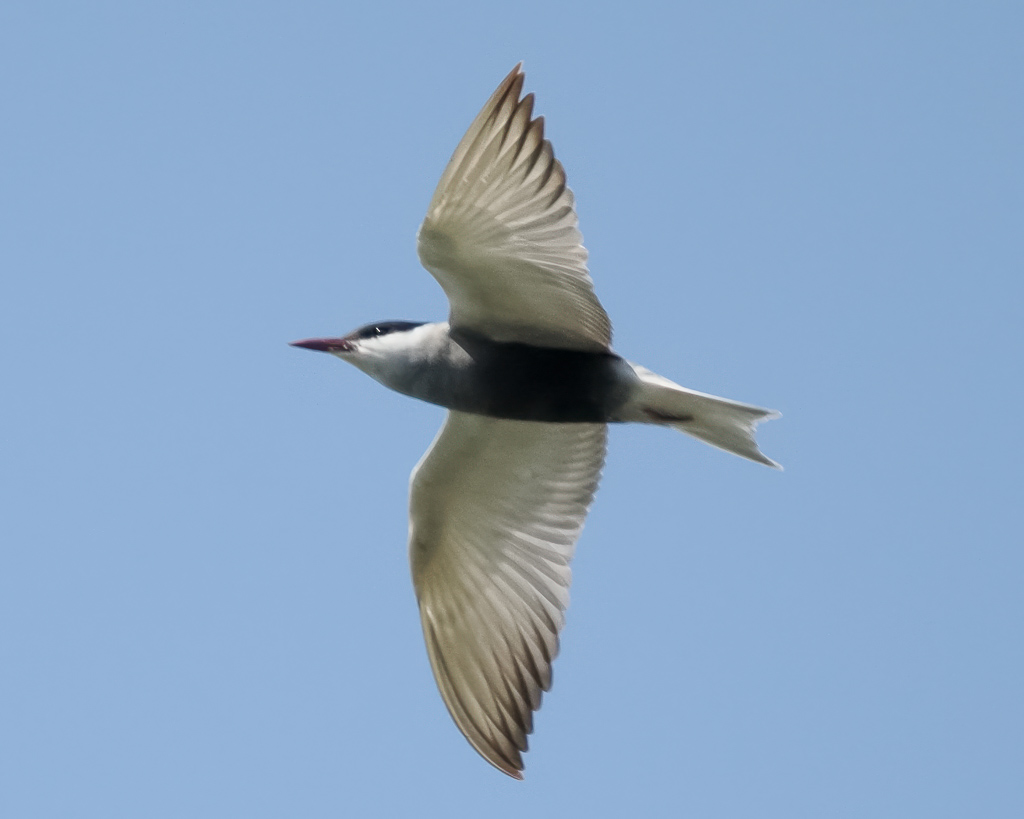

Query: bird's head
[290,320,431,383]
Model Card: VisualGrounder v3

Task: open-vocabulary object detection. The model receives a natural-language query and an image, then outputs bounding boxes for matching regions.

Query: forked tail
[624,364,781,468]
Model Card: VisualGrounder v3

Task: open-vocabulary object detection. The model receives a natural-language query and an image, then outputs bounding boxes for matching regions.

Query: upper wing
[417,64,612,353]
[409,411,607,778]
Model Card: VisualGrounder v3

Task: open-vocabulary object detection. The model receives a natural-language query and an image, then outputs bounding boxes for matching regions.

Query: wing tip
[498,61,526,99]
[483,742,528,781]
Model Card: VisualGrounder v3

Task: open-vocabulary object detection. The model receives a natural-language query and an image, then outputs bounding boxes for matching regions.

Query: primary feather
[409,412,606,778]
[417,64,612,352]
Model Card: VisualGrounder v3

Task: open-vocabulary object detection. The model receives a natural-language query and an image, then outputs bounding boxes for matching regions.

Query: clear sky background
[3,2,1021,817]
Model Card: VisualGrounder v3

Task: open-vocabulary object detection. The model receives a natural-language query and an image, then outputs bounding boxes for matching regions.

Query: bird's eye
[356,325,387,340]
[352,320,421,340]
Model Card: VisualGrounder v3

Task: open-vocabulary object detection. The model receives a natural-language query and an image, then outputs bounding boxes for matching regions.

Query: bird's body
[334,321,636,422]
[292,64,780,779]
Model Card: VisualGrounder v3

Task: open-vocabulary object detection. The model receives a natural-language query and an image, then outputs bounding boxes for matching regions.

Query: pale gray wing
[409,411,607,778]
[417,64,612,353]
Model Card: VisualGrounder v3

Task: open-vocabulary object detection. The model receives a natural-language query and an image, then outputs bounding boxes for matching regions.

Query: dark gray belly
[445,331,635,423]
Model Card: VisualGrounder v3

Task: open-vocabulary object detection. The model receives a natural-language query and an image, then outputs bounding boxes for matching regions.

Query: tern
[291,64,780,778]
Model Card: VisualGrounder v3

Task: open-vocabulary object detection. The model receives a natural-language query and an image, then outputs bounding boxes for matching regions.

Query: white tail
[622,363,781,468]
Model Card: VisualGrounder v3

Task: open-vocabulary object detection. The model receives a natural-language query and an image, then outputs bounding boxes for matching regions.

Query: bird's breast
[428,332,637,423]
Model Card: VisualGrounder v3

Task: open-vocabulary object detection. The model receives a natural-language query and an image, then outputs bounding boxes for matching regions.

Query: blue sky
[2,2,1021,816]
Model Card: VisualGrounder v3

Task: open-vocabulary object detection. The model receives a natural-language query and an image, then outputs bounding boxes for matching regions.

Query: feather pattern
[417,64,612,352]
[409,411,607,777]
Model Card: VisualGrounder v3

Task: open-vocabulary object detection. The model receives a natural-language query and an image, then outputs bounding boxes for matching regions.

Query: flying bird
[291,64,780,779]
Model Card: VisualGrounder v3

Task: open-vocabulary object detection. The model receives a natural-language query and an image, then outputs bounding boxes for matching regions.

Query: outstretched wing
[417,64,612,352]
[409,411,607,777]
